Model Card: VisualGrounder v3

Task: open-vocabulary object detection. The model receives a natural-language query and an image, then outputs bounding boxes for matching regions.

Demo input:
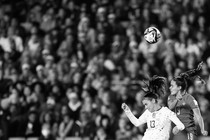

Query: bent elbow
[178,123,185,131]
[134,123,140,127]
[134,124,140,127]
[132,121,141,127]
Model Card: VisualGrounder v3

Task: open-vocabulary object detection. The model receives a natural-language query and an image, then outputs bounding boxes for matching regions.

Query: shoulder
[143,109,150,115]
[139,109,150,119]
[161,107,175,115]
[143,109,152,116]
[161,107,170,113]
[162,107,171,112]
[184,94,196,102]
[184,94,194,98]
[184,94,199,107]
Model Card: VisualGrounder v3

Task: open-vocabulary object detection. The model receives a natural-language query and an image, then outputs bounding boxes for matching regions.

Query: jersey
[168,94,199,134]
[125,107,184,140]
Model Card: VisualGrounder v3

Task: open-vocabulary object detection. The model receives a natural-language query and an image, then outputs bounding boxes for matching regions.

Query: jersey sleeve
[186,94,199,109]
[138,110,147,124]
[168,95,176,101]
[124,109,147,127]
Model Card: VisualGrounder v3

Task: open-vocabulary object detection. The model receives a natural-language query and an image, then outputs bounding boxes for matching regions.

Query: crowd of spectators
[0,0,210,140]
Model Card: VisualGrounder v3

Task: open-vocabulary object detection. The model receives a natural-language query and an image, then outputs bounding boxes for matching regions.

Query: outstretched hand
[121,103,130,112]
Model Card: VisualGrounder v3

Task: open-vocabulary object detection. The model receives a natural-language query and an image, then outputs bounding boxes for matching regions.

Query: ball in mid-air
[144,27,161,44]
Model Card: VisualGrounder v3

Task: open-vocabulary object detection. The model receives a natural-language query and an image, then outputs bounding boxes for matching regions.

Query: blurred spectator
[77,111,96,139]
[17,110,41,137]
[19,63,35,84]
[36,65,48,83]
[94,127,111,140]
[40,7,56,32]
[39,111,57,135]
[115,117,132,140]
[65,90,82,121]
[39,123,56,140]
[58,113,80,139]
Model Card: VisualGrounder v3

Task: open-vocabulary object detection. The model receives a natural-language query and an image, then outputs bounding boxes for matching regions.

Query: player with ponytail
[168,62,208,140]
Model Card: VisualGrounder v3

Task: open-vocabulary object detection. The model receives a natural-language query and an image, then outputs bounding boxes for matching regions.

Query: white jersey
[125,107,184,140]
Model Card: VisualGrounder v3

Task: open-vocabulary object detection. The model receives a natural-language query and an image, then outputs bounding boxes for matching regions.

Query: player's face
[170,80,180,95]
[142,99,155,112]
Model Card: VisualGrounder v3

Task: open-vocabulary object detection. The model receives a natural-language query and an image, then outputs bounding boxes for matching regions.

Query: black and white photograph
[0,0,210,140]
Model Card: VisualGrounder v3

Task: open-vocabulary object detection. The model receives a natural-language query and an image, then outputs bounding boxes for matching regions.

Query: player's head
[170,76,186,95]
[142,75,166,98]
[170,62,204,95]
[142,92,158,112]
[142,75,166,111]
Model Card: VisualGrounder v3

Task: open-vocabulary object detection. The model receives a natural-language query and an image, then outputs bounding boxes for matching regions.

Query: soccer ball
[144,27,161,44]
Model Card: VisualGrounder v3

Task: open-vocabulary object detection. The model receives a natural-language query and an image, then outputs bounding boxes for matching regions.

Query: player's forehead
[142,99,151,105]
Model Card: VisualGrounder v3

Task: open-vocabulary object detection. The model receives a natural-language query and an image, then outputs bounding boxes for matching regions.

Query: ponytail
[173,61,205,91]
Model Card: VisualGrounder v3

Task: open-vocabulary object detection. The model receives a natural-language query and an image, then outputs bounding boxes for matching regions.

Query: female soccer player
[168,62,208,140]
[122,76,185,140]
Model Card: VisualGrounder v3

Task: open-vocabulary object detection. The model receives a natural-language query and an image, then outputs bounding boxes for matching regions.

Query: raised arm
[187,95,208,136]
[122,103,146,127]
[193,108,208,136]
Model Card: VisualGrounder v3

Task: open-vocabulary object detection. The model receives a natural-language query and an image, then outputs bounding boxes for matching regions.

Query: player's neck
[153,105,162,112]
[181,90,187,96]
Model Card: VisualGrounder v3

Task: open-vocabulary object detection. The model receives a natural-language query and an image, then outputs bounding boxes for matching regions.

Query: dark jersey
[168,94,199,135]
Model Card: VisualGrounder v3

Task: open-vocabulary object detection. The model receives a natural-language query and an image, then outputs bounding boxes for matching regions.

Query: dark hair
[172,62,204,91]
[172,76,188,91]
[142,75,166,101]
[143,92,158,101]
